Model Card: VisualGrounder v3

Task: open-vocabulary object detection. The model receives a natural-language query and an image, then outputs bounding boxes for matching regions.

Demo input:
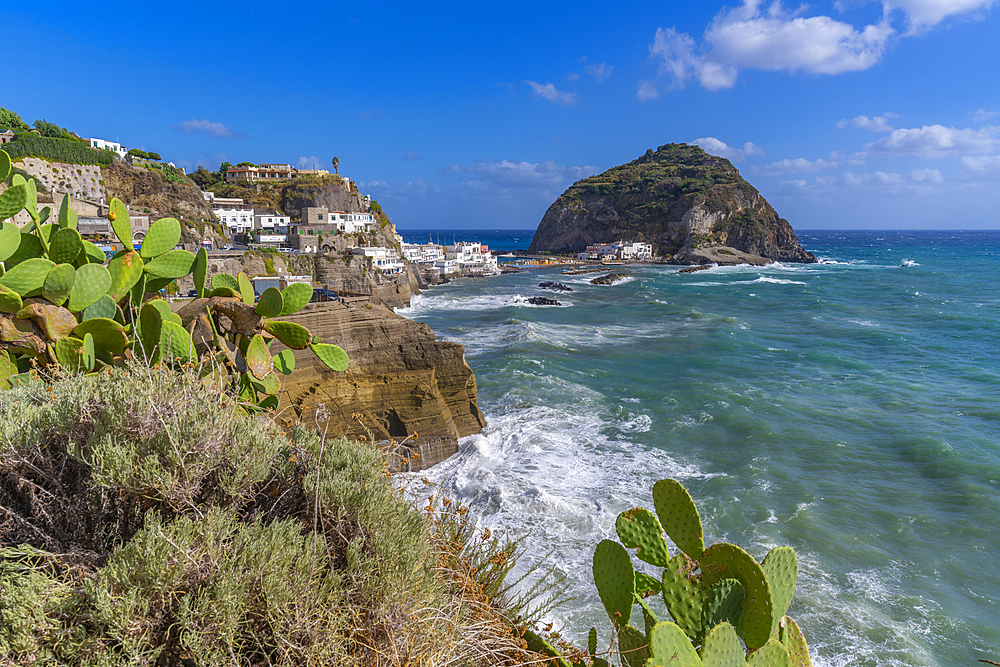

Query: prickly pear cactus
[589,478,815,667]
[0,151,348,409]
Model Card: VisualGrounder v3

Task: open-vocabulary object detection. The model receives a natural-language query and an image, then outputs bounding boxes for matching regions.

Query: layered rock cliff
[528,143,815,264]
[273,302,486,472]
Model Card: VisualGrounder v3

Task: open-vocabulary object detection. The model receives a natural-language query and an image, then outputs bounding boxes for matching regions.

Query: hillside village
[0,107,500,295]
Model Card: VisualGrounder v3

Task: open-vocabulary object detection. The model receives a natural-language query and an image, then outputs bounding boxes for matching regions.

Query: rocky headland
[528,143,815,265]
[271,302,486,472]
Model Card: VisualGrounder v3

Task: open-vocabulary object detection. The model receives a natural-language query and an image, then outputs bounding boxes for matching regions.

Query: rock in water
[538,281,573,292]
[527,296,561,306]
[590,273,628,285]
[527,143,815,264]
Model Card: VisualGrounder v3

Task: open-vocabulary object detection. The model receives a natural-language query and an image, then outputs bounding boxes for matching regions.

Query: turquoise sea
[397,230,1000,667]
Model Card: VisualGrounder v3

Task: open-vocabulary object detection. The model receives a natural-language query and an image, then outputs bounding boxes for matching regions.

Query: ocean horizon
[399,229,1000,667]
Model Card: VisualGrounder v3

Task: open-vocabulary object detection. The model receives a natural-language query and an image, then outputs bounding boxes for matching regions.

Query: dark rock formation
[527,296,561,306]
[591,273,628,285]
[538,281,573,292]
[528,143,815,264]
[679,265,713,274]
[274,302,486,472]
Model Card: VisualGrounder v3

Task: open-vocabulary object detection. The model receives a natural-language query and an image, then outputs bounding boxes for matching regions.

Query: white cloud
[973,108,1000,121]
[692,137,764,162]
[400,151,426,161]
[909,168,944,182]
[586,62,614,82]
[867,124,1000,157]
[298,155,325,169]
[567,72,581,81]
[174,119,242,139]
[882,0,995,33]
[650,2,894,90]
[636,80,660,101]
[752,157,838,175]
[837,112,899,132]
[524,81,578,106]
[960,154,1000,177]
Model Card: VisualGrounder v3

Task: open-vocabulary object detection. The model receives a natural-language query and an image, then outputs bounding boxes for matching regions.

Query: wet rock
[538,281,573,292]
[527,296,561,306]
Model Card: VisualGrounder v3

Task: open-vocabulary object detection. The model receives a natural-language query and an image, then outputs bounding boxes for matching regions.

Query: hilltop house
[88,138,127,158]
[211,197,254,234]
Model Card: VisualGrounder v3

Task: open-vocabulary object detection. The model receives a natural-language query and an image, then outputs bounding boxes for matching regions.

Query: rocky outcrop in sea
[527,143,815,265]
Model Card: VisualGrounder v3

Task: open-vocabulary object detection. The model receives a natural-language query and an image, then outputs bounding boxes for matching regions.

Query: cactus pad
[699,543,774,649]
[0,183,27,221]
[592,539,634,629]
[73,318,128,358]
[107,250,144,299]
[778,617,813,667]
[0,258,56,296]
[143,249,196,279]
[617,623,650,667]
[255,287,283,317]
[703,578,745,634]
[0,351,18,390]
[310,342,349,372]
[634,570,662,598]
[273,349,296,375]
[652,479,705,560]
[264,320,311,349]
[82,295,118,322]
[0,221,21,262]
[238,271,255,305]
[616,507,670,567]
[647,621,701,667]
[192,247,208,297]
[54,336,88,372]
[107,198,131,246]
[761,546,798,636]
[245,334,273,380]
[158,320,195,364]
[17,301,78,340]
[520,628,572,667]
[7,232,44,264]
[78,240,107,265]
[139,217,181,259]
[0,284,23,314]
[0,149,10,182]
[68,263,112,313]
[746,639,792,667]
[137,302,164,361]
[700,622,744,667]
[23,178,38,221]
[58,194,78,230]
[661,552,705,641]
[588,627,598,656]
[146,298,181,325]
[48,227,83,265]
[278,282,312,316]
[211,273,240,293]
[42,263,76,306]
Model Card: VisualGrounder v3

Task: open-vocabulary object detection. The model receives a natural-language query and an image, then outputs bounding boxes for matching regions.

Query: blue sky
[4,0,998,230]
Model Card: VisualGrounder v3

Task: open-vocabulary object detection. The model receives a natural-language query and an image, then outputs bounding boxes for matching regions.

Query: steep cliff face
[101,161,213,220]
[274,302,486,471]
[280,178,367,221]
[528,143,815,264]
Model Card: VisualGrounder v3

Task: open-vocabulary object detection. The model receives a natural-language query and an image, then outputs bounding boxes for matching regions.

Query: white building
[328,211,377,234]
[352,246,406,275]
[212,197,254,234]
[88,138,127,159]
[254,212,290,234]
[253,233,288,247]
[445,242,499,276]
[619,242,653,260]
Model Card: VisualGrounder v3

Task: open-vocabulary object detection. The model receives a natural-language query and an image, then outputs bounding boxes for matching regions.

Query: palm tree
[332,156,339,174]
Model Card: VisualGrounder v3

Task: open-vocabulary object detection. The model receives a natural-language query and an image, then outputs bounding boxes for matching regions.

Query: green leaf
[0,149,10,183]
[0,188,27,232]
[246,334,273,380]
[107,250,144,299]
[193,247,208,297]
[107,198,131,246]
[278,282,312,316]
[143,249,196,279]
[48,227,83,265]
[0,284,23,313]
[68,263,113,313]
[73,317,128,360]
[0,222,22,263]
[273,349,296,375]
[211,273,239,293]
[238,271,254,305]
[310,342,348,372]
[0,257,56,296]
[82,294,118,322]
[263,320,311,349]
[42,263,76,306]
[254,287,283,317]
[58,193,78,230]
[139,217,181,259]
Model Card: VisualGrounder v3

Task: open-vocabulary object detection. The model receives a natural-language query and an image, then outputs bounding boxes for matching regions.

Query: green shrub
[1,135,113,165]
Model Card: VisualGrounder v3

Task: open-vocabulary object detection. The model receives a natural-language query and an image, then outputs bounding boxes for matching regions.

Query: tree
[147,151,161,161]
[332,156,339,174]
[189,166,216,189]
[127,148,149,160]
[216,162,232,182]
[33,118,67,138]
[0,107,28,130]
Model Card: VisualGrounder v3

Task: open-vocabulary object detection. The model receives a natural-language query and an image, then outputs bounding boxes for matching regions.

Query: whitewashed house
[88,137,127,158]
[329,211,378,233]
[352,246,406,275]
[254,212,290,234]
[212,197,254,234]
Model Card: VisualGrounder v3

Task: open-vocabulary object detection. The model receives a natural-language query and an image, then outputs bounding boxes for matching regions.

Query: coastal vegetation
[0,134,114,166]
